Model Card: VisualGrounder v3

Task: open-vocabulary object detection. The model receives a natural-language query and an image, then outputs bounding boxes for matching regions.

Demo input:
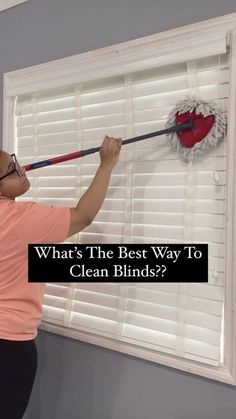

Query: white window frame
[3,13,236,385]
[0,0,30,12]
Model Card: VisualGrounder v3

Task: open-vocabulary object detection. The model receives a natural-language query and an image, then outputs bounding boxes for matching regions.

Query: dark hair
[0,150,5,176]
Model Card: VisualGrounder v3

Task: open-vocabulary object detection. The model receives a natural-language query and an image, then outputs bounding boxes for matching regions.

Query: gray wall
[0,1,236,418]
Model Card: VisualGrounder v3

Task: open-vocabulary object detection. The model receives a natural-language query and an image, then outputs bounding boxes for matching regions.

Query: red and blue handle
[23,121,193,172]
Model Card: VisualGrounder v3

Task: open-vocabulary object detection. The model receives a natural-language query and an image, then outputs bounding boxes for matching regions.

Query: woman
[0,135,122,419]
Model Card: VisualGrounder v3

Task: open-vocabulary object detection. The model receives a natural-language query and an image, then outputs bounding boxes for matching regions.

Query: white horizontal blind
[15,53,229,366]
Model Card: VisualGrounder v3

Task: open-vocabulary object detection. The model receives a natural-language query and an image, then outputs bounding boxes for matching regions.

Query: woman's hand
[99,135,122,171]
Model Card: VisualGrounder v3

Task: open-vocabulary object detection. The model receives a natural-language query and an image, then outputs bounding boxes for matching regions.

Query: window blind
[15,53,229,367]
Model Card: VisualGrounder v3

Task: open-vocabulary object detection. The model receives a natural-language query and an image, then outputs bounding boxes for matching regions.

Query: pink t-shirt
[0,197,71,341]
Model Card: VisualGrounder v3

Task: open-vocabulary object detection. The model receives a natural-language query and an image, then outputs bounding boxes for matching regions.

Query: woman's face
[0,151,30,200]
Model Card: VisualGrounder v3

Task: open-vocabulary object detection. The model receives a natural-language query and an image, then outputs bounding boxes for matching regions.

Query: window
[0,0,30,13]
[3,13,236,385]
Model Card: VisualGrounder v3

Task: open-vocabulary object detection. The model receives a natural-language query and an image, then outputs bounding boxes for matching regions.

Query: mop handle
[23,120,193,172]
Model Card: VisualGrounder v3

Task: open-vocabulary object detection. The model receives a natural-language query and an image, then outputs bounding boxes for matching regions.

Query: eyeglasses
[0,153,25,181]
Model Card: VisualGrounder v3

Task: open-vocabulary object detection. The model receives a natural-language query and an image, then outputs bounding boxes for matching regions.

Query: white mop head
[166,97,227,162]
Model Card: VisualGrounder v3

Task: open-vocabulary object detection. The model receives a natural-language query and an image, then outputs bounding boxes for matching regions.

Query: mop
[22,97,227,172]
[165,97,227,162]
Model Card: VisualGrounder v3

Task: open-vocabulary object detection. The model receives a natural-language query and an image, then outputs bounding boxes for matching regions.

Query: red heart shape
[175,110,215,148]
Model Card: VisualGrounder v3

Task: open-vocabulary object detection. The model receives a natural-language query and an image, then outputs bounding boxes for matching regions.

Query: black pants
[0,338,38,419]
